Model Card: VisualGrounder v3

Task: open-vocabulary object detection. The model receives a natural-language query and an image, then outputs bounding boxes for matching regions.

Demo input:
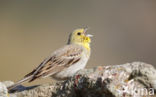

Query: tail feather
[7,75,33,91]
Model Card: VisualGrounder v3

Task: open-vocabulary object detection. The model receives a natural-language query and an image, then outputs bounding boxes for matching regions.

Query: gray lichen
[0,82,8,97]
[1,62,156,97]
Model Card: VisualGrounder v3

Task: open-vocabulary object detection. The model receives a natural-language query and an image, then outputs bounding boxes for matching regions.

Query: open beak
[86,34,93,37]
[84,27,88,34]
[84,27,93,37]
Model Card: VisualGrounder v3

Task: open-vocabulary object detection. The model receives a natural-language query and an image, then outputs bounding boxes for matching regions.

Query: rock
[0,82,8,97]
[1,62,156,97]
[0,81,16,97]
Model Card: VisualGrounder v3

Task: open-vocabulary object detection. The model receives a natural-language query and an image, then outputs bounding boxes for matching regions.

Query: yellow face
[68,28,92,50]
[68,28,92,44]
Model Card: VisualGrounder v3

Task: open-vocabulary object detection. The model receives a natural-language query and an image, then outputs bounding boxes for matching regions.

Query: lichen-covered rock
[1,62,156,97]
[0,81,16,97]
[0,82,8,97]
[53,62,156,97]
[15,83,56,97]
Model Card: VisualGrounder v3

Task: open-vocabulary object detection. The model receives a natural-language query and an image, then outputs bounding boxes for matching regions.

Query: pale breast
[52,52,89,80]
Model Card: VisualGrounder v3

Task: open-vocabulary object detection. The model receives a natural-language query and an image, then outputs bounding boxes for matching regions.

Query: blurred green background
[0,0,156,86]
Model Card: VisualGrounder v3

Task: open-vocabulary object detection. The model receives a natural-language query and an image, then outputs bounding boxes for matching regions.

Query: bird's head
[68,28,93,49]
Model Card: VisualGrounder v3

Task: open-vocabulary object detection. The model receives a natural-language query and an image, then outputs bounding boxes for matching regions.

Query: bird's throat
[76,42,90,51]
[83,43,90,51]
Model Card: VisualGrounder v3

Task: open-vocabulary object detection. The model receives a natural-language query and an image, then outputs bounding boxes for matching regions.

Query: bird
[7,28,93,91]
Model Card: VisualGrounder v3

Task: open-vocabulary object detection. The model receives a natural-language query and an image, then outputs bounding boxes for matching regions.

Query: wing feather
[25,44,83,82]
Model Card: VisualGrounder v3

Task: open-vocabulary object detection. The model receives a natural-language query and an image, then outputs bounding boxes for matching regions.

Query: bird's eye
[77,32,81,35]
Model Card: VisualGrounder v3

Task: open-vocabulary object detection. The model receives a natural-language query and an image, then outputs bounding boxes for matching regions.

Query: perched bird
[8,28,92,91]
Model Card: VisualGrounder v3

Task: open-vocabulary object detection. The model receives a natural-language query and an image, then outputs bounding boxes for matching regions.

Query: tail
[7,75,33,91]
